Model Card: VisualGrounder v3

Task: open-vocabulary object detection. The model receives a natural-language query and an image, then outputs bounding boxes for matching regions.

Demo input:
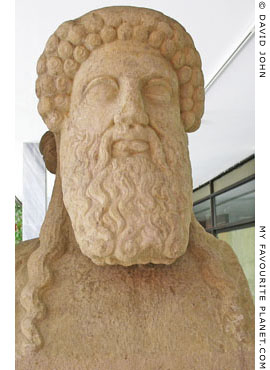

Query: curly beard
[60,121,192,266]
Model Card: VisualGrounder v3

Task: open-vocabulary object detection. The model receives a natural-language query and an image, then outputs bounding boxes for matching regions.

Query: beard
[60,120,192,266]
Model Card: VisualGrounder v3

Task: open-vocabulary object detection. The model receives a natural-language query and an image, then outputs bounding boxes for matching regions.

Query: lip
[112,139,150,157]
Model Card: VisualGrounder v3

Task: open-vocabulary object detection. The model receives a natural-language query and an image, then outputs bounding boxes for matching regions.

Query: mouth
[112,139,150,158]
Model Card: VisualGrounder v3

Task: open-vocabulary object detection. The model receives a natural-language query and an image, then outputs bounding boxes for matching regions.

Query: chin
[74,217,191,266]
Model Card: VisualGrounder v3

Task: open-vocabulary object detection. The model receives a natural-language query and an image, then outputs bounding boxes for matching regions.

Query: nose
[114,82,149,128]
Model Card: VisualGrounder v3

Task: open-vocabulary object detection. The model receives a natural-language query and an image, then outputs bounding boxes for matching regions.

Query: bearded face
[60,41,193,266]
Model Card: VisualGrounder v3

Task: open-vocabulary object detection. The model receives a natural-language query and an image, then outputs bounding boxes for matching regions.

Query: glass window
[193,199,212,229]
[215,180,255,227]
[218,227,255,301]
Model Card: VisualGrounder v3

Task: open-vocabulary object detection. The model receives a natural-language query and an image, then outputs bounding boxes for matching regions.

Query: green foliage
[15,200,22,244]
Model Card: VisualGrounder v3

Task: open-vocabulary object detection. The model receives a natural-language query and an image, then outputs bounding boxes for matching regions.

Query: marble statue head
[36,6,205,266]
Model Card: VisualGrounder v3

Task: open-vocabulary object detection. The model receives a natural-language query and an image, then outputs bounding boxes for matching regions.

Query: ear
[39,131,57,174]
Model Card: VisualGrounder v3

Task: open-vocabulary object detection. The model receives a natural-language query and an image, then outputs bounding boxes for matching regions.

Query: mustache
[93,124,168,175]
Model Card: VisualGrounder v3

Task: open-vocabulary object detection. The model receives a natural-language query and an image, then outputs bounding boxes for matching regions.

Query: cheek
[70,101,116,132]
[146,102,181,135]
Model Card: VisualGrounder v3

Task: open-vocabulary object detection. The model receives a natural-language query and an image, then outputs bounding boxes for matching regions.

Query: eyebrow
[142,74,174,89]
[143,75,174,94]
[81,75,118,96]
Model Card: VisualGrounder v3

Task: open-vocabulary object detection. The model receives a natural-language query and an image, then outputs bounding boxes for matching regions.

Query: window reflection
[215,180,255,226]
[193,199,212,229]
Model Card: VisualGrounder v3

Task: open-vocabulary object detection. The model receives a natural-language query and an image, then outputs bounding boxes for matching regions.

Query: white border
[255,0,270,368]
[1,0,15,369]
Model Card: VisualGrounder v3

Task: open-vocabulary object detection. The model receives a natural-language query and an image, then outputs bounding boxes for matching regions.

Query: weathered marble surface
[16,6,254,369]
[16,216,254,369]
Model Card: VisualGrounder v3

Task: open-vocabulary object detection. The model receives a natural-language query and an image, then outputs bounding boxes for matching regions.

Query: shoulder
[188,217,254,345]
[16,238,40,300]
[196,223,252,300]
[189,216,251,290]
[16,239,40,357]
[16,238,40,273]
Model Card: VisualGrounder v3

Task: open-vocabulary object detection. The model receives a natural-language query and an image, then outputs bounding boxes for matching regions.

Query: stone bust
[16,6,254,369]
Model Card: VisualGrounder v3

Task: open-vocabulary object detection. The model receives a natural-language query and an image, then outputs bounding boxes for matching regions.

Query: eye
[82,76,119,102]
[143,79,172,104]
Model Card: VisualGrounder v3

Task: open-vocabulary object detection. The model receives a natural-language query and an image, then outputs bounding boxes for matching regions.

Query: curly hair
[36,6,204,134]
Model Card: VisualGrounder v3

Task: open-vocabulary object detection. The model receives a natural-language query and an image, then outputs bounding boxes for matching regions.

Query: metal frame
[205,26,255,92]
[194,174,255,205]
[193,155,255,236]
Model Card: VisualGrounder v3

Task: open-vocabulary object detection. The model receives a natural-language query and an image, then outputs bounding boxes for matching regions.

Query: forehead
[73,40,178,89]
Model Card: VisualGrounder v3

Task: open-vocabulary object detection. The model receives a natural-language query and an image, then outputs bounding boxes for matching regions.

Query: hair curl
[36,6,204,133]
[19,132,70,354]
